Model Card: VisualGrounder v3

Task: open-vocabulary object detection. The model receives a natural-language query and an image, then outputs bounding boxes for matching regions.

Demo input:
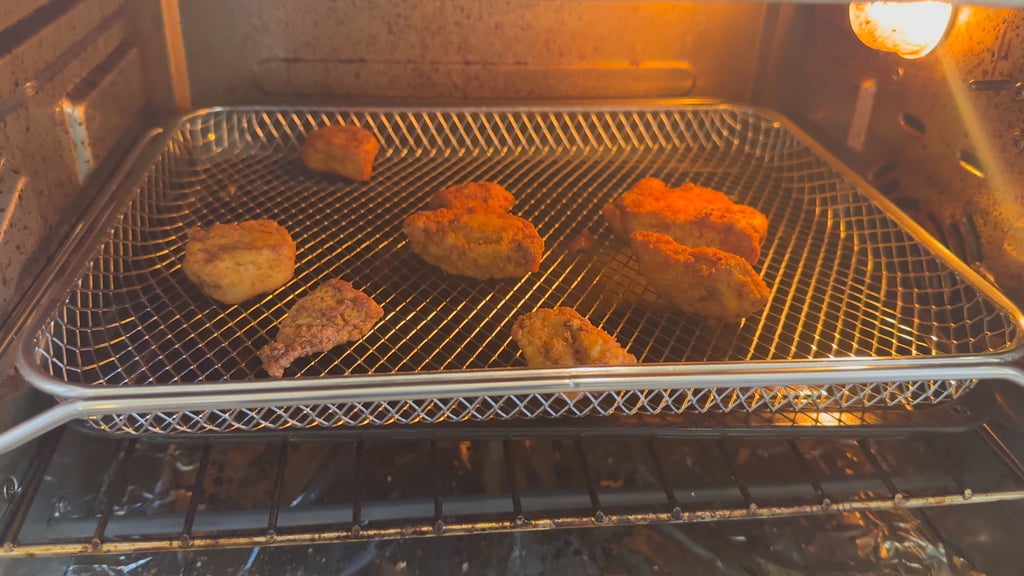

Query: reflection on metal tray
[14,104,1024,438]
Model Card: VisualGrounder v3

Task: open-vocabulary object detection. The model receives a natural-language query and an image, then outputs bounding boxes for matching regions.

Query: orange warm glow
[849,1,954,59]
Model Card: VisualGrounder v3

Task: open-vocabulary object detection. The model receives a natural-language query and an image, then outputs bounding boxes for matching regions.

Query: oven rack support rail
[0,420,1021,557]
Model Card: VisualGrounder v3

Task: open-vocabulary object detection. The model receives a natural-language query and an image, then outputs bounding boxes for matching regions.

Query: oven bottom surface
[0,387,1021,573]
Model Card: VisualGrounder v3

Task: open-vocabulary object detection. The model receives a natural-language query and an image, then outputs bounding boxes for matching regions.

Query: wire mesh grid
[85,381,975,436]
[26,106,1021,435]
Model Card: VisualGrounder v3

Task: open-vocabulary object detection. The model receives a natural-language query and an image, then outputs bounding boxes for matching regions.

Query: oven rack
[5,104,1023,449]
[0,410,1021,558]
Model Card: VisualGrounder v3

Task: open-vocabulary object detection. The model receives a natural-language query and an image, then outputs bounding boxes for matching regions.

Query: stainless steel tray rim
[0,362,1021,455]
[16,353,1021,401]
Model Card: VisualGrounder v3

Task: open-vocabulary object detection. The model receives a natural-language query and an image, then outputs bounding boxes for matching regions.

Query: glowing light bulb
[849,1,954,59]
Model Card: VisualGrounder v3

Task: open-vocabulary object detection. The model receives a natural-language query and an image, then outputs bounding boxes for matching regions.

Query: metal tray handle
[1,363,1023,455]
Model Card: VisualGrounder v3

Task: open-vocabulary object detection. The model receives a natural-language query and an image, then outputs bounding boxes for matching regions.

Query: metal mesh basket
[20,105,1023,436]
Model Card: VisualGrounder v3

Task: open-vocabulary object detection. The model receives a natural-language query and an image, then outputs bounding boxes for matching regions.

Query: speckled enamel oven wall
[0,0,157,327]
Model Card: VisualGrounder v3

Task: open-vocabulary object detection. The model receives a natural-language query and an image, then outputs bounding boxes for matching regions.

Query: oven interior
[0,1,1024,573]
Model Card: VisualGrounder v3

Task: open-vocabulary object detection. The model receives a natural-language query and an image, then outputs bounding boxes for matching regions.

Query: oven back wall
[176,0,770,105]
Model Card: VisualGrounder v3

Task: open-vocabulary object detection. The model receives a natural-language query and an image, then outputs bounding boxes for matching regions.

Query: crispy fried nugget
[630,231,769,321]
[300,125,380,181]
[259,279,384,377]
[183,219,296,305]
[428,181,515,212]
[512,307,637,368]
[403,208,544,280]
[604,177,768,264]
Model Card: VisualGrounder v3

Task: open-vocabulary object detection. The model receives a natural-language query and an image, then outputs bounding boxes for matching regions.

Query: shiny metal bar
[90,439,136,549]
[1,364,1024,455]
[647,438,681,515]
[574,439,602,520]
[181,444,212,545]
[502,439,525,523]
[717,440,755,508]
[787,439,828,501]
[266,439,288,534]
[13,488,1024,558]
[350,440,364,534]
[858,438,901,497]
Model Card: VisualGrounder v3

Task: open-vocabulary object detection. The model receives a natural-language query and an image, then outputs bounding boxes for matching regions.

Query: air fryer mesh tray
[18,104,1024,436]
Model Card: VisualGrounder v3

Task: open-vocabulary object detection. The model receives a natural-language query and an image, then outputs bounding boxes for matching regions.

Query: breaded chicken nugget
[183,219,296,305]
[604,177,768,264]
[259,279,384,377]
[630,231,769,321]
[428,181,515,212]
[300,125,380,181]
[512,307,637,368]
[403,208,544,280]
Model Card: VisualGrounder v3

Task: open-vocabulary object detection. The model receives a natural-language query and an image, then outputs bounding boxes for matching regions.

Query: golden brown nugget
[604,177,768,265]
[630,231,769,321]
[512,307,637,368]
[300,125,380,181]
[427,181,515,212]
[403,208,544,280]
[259,279,384,377]
[183,219,296,305]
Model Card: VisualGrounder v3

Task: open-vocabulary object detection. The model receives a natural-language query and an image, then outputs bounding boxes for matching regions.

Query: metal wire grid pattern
[3,425,1024,556]
[87,381,975,436]
[26,107,1019,434]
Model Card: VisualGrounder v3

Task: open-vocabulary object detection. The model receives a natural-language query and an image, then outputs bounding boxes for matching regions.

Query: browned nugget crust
[604,177,768,264]
[630,231,769,321]
[512,307,637,368]
[259,279,384,377]
[403,208,544,279]
[183,219,296,305]
[428,181,515,212]
[300,125,380,181]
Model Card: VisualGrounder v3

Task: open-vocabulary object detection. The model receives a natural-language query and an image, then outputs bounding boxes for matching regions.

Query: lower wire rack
[2,409,1022,557]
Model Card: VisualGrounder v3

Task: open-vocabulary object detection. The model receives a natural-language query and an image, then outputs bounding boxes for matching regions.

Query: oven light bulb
[849,1,954,59]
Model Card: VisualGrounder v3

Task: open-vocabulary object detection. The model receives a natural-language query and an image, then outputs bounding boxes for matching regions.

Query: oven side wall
[0,0,168,482]
[0,0,165,329]
[769,4,1024,301]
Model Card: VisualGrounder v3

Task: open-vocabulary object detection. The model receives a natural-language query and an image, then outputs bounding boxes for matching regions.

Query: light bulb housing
[849,1,955,59]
